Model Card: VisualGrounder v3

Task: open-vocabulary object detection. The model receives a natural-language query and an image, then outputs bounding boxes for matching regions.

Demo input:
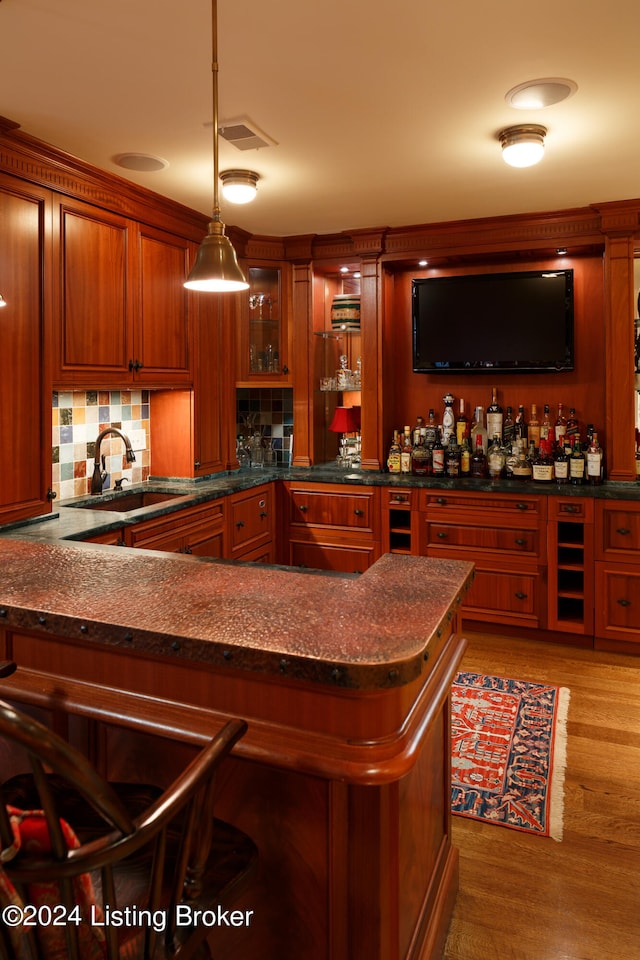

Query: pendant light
[185,0,248,292]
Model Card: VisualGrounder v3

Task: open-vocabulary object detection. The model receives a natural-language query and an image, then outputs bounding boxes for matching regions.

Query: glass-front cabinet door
[237,263,290,385]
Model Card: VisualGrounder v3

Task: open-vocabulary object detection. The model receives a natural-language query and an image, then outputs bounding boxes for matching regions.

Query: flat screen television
[412,269,574,373]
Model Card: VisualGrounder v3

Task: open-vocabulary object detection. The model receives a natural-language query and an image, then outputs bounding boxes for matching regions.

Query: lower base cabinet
[126,500,225,557]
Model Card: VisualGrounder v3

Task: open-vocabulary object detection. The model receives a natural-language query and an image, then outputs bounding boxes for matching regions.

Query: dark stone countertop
[0,538,473,690]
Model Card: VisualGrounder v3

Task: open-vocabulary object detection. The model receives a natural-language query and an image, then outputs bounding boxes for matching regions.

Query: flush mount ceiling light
[505,78,577,110]
[499,124,547,168]
[185,0,248,293]
[220,169,259,204]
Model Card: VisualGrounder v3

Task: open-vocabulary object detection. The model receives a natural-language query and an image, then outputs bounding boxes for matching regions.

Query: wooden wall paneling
[291,260,313,466]
[360,253,383,471]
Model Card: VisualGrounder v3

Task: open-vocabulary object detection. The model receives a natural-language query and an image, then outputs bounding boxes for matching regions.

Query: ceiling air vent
[218,117,277,151]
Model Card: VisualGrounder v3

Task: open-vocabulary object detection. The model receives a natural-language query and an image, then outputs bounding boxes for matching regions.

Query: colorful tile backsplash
[52,390,151,502]
[236,388,293,467]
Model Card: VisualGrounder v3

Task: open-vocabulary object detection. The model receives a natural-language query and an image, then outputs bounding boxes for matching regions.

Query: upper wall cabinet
[0,175,52,524]
[52,198,193,388]
[236,262,291,386]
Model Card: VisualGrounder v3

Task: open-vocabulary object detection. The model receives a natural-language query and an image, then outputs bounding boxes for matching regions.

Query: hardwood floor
[443,631,640,960]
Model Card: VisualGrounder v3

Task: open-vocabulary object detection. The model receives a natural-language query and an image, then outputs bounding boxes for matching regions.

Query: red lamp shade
[329,406,359,433]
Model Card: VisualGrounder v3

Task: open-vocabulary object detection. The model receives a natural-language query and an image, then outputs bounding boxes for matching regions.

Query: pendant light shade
[185,0,248,292]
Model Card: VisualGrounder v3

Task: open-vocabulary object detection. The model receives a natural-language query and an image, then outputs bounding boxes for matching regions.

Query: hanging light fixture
[220,169,260,204]
[185,0,248,292]
[499,124,547,168]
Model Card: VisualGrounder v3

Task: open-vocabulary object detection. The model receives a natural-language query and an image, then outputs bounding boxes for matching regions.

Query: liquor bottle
[387,430,402,474]
[541,404,552,443]
[511,439,533,482]
[587,432,603,484]
[514,405,528,444]
[445,443,461,478]
[424,409,438,447]
[570,439,585,485]
[442,393,456,446]
[553,442,570,484]
[459,437,472,477]
[554,403,567,443]
[528,404,541,448]
[487,434,505,479]
[532,439,554,483]
[486,387,503,442]
[400,426,413,473]
[471,406,488,454]
[566,407,580,441]
[456,398,470,445]
[411,431,430,475]
[431,429,445,476]
[503,406,515,445]
[412,416,425,447]
[471,433,487,479]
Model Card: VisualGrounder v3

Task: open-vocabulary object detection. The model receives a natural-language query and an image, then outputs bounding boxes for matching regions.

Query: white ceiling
[1,0,640,239]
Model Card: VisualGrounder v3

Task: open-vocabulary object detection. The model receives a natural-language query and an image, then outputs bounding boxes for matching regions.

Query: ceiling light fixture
[506,78,577,110]
[0,294,7,308]
[185,0,248,293]
[220,169,259,204]
[556,247,568,256]
[499,124,547,168]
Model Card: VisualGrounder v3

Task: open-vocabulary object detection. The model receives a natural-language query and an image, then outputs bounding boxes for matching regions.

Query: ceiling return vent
[218,117,277,151]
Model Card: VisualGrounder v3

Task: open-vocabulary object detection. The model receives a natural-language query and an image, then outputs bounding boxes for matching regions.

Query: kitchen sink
[66,491,186,512]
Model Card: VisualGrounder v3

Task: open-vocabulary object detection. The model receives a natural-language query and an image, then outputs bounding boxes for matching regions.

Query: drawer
[595,562,640,642]
[384,488,415,509]
[422,490,544,520]
[228,485,273,554]
[548,497,593,522]
[596,501,640,560]
[425,521,542,559]
[462,566,542,625]
[288,487,376,533]
[289,539,376,574]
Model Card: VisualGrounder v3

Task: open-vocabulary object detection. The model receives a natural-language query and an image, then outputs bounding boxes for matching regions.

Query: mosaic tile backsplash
[236,388,293,467]
[52,391,151,502]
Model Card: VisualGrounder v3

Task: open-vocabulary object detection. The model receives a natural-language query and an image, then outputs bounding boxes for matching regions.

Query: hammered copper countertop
[0,538,473,690]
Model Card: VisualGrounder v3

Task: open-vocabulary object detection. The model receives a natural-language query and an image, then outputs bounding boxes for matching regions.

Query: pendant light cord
[211,0,221,221]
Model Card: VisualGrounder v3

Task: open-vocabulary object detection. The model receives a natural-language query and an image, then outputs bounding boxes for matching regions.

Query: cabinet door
[228,485,273,559]
[595,562,640,644]
[135,225,192,384]
[237,263,291,385]
[53,197,134,384]
[0,177,52,524]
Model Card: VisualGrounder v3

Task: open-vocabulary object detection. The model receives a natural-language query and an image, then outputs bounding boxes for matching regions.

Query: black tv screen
[412,269,574,373]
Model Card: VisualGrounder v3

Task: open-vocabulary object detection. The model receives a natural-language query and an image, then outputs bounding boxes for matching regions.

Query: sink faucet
[91,427,136,494]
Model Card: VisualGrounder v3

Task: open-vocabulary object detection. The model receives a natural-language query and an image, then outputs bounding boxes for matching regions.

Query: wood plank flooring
[443,631,640,960]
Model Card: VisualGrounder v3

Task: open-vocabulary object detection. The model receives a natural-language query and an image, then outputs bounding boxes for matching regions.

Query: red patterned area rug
[451,672,570,841]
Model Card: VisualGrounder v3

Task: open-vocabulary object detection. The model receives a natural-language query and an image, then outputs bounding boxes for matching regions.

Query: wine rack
[547,497,594,634]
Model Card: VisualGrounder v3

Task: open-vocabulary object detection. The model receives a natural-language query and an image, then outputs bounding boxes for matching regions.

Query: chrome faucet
[91,427,136,494]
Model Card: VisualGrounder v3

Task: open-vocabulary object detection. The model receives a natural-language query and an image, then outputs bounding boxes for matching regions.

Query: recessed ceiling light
[505,78,577,110]
[112,153,169,172]
[418,259,428,267]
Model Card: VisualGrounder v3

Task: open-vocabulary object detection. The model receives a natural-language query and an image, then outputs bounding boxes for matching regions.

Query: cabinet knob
[354,509,364,516]
[514,537,527,546]
[184,545,193,554]
[561,504,579,513]
[616,527,631,536]
[616,598,631,607]
[236,520,245,528]
[437,531,448,539]
[435,497,447,505]
[516,502,529,511]
[194,460,201,469]
[283,365,289,374]
[515,591,528,600]
[260,511,268,519]
[298,505,308,512]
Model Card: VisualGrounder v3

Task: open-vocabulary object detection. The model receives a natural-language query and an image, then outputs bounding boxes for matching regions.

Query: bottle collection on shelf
[387,390,607,484]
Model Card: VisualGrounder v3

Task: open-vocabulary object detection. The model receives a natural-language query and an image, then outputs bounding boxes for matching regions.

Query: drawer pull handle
[516,503,529,511]
[437,531,448,539]
[515,591,528,600]
[298,505,308,512]
[616,598,631,607]
[616,527,631,536]
[391,495,409,504]
[260,511,268,519]
[514,537,527,546]
[435,497,447,505]
[236,520,245,528]
[354,509,364,516]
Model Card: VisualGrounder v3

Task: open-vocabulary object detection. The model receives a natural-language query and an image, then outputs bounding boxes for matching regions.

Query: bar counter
[0,538,474,960]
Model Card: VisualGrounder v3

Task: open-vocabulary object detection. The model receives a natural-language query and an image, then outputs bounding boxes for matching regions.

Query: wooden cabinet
[237,263,291,386]
[547,497,594,635]
[226,484,275,563]
[382,488,419,554]
[0,175,52,525]
[420,489,547,629]
[83,528,126,546]
[595,500,640,648]
[280,481,381,573]
[52,198,192,388]
[125,500,225,557]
